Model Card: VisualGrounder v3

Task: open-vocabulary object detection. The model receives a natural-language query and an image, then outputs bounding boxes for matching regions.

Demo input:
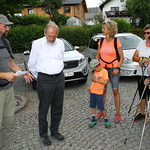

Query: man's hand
[5,72,18,82]
[23,72,34,83]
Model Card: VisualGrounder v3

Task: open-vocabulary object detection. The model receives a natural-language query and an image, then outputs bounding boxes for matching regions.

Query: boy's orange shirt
[89,68,108,95]
[98,38,122,68]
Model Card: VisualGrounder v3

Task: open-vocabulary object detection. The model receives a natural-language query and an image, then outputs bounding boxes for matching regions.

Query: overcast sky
[85,0,102,8]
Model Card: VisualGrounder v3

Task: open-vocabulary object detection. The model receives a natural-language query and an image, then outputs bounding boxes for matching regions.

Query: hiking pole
[128,66,147,114]
[124,84,147,144]
[139,85,150,150]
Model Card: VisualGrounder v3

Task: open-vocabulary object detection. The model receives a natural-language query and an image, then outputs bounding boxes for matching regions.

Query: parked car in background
[24,39,88,90]
[86,33,143,76]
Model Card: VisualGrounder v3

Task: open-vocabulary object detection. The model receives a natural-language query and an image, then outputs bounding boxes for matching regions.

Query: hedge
[7,24,102,53]
[8,24,44,53]
[7,19,143,53]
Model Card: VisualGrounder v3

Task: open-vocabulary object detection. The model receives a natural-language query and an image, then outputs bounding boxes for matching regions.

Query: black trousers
[36,71,64,137]
[138,76,150,99]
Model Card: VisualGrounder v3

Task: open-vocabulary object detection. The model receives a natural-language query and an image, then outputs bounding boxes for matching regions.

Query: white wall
[102,0,130,22]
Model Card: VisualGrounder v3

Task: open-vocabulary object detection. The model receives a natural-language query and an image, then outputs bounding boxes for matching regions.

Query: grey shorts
[105,68,120,89]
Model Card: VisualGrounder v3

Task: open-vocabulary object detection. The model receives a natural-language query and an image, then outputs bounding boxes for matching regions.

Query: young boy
[88,59,111,128]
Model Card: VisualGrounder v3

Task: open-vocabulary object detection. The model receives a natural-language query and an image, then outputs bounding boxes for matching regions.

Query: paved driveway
[11,54,150,150]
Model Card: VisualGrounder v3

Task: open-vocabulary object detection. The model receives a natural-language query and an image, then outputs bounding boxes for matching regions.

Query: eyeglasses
[0,24,10,29]
[144,32,150,35]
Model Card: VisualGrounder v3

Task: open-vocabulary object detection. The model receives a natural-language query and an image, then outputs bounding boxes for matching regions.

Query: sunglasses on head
[103,21,111,24]
[144,32,150,35]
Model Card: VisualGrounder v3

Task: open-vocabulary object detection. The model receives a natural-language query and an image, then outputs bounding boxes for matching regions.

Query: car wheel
[88,57,91,64]
[32,80,37,90]
[78,76,88,84]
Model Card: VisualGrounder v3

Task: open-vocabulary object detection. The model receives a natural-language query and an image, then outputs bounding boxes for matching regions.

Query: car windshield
[117,35,142,50]
[89,37,101,50]
[63,40,75,51]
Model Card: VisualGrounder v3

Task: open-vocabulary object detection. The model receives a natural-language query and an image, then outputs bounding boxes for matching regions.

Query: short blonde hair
[44,21,59,35]
[102,21,118,37]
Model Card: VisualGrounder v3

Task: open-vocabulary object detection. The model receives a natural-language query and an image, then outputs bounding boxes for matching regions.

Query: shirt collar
[44,36,58,45]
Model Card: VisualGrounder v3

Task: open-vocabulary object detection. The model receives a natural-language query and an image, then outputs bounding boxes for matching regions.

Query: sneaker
[96,111,104,119]
[105,120,111,128]
[88,121,96,128]
[134,113,145,122]
[115,114,122,123]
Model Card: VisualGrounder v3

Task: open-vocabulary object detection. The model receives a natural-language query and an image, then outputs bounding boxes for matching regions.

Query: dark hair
[144,24,150,30]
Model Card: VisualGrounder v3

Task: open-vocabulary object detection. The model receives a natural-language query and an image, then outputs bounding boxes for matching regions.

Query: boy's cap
[90,59,100,71]
[0,14,13,25]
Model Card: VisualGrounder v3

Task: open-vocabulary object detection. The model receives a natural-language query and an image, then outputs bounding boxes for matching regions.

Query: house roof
[99,0,111,10]
[63,0,83,5]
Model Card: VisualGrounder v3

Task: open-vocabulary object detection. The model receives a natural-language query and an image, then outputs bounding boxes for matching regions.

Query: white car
[24,39,88,89]
[86,33,143,76]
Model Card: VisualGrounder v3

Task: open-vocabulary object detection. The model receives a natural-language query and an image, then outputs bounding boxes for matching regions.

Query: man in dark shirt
[0,14,33,150]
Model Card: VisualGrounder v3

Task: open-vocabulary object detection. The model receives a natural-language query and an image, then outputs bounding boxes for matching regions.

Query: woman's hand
[144,78,150,85]
[112,69,120,76]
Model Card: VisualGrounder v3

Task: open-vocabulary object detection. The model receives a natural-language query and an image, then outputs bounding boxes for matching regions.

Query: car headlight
[123,57,132,64]
[79,57,86,64]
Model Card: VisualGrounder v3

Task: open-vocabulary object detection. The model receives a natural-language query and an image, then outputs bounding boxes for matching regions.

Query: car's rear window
[117,35,142,50]
[89,35,142,50]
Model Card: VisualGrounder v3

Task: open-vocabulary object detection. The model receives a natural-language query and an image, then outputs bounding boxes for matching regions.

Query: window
[64,7,70,13]
[120,0,124,2]
[111,7,119,11]
[28,9,34,14]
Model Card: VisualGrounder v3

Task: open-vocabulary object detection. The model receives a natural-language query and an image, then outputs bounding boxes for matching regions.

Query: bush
[131,27,144,39]
[8,24,102,53]
[59,24,102,46]
[10,15,50,27]
[113,18,131,33]
[8,24,44,53]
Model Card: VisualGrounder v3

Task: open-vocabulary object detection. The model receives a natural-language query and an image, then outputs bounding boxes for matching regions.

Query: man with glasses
[28,21,65,146]
[132,24,150,121]
[0,14,33,150]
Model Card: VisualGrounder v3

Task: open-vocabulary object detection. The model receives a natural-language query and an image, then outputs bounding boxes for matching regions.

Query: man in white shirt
[28,21,65,146]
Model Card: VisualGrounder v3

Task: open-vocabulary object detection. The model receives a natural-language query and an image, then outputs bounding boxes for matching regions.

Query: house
[85,7,101,25]
[99,0,131,22]
[22,0,88,22]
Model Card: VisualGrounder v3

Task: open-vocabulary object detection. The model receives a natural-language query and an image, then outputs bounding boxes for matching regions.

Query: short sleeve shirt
[89,68,108,94]
[136,40,150,76]
[0,38,13,91]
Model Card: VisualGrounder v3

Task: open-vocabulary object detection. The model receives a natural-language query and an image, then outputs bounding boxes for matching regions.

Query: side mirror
[24,50,30,55]
[74,46,79,50]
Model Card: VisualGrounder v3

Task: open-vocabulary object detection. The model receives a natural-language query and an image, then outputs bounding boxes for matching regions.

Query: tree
[0,0,41,17]
[42,0,63,20]
[93,13,104,24]
[126,0,150,28]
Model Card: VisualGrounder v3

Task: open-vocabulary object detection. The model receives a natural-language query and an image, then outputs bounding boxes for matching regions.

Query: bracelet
[116,67,120,71]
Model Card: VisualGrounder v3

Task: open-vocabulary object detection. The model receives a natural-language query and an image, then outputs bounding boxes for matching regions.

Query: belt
[38,71,62,77]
